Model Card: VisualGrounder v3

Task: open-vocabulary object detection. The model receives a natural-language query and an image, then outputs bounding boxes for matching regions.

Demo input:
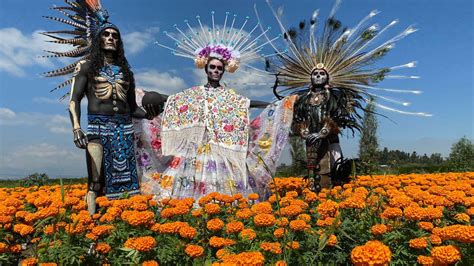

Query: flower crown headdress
[155,11,280,73]
[42,0,119,99]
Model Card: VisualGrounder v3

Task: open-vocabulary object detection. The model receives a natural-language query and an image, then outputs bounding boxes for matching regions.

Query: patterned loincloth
[87,114,140,199]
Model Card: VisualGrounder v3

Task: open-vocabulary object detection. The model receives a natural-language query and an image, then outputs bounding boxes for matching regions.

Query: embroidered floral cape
[134,88,297,201]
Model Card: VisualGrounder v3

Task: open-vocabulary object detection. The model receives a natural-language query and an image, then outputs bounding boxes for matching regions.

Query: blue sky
[0,0,472,178]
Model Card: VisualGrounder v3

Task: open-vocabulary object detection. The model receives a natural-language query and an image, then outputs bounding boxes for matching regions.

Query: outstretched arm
[69,61,88,149]
[127,83,148,119]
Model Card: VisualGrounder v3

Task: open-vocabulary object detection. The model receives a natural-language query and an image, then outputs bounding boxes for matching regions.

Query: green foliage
[448,137,474,171]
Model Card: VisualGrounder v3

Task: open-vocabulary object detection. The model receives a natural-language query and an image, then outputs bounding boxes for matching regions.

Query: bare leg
[86,140,103,214]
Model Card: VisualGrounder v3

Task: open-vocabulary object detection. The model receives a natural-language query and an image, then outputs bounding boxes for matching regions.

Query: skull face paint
[310,68,328,87]
[206,58,225,82]
[100,28,119,52]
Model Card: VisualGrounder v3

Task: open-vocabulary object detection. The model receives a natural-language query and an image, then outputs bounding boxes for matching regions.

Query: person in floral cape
[134,12,296,201]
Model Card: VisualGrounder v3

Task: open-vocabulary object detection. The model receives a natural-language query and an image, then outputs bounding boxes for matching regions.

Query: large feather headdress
[42,0,119,98]
[257,0,430,116]
[155,11,280,73]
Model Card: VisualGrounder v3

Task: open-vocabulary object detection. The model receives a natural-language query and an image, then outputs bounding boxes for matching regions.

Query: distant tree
[21,173,50,187]
[358,99,379,174]
[448,137,474,171]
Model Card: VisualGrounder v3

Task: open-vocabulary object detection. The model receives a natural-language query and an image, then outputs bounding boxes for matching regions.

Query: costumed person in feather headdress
[136,12,297,201]
[257,1,430,192]
[42,0,164,214]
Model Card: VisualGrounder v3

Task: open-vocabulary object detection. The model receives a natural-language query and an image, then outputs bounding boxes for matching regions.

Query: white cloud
[0,27,69,76]
[0,142,85,177]
[123,27,159,55]
[135,69,188,95]
[0,107,70,134]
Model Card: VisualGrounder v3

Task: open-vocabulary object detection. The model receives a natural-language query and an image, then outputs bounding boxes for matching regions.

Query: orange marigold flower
[417,255,434,266]
[274,228,286,238]
[179,226,197,239]
[304,191,318,203]
[150,223,161,232]
[215,249,231,260]
[380,207,403,220]
[225,221,244,234]
[290,219,310,232]
[431,245,461,265]
[209,236,235,248]
[248,193,259,200]
[10,244,22,253]
[96,243,111,254]
[280,205,303,217]
[207,218,225,231]
[159,221,188,234]
[236,208,253,220]
[297,213,311,222]
[286,241,300,250]
[86,233,98,241]
[185,244,205,258]
[205,203,221,215]
[327,234,338,247]
[276,217,289,227]
[21,257,37,266]
[285,191,298,198]
[251,202,273,214]
[239,228,256,241]
[253,213,276,227]
[124,236,156,252]
[317,200,339,218]
[454,213,470,223]
[191,209,202,217]
[260,242,282,254]
[13,224,34,237]
[275,260,287,266]
[39,263,58,266]
[142,260,159,266]
[0,242,8,253]
[316,217,339,227]
[418,222,434,231]
[409,237,428,249]
[91,225,114,237]
[371,224,388,235]
[429,234,442,245]
[351,240,391,266]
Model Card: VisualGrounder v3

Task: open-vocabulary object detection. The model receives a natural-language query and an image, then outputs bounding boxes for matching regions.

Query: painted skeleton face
[100,28,119,52]
[206,58,225,82]
[311,68,328,86]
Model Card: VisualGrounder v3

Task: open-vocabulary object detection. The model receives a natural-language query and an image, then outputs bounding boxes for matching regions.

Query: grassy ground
[0,177,87,188]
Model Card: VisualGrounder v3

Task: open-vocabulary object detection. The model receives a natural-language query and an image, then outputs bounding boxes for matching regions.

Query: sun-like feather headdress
[155,11,280,73]
[257,0,430,116]
[42,0,118,99]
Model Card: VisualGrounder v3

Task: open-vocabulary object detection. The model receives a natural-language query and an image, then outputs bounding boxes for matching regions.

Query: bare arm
[69,60,89,149]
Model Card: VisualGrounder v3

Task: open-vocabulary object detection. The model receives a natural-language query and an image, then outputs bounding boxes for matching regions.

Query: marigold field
[1,173,473,266]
